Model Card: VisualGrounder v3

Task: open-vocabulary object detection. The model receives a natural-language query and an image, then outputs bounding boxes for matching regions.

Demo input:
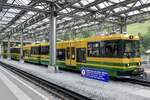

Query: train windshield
[88,40,140,58]
[11,48,20,53]
[124,40,140,57]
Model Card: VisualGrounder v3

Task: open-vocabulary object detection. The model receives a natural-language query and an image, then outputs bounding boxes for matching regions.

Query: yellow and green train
[9,33,144,77]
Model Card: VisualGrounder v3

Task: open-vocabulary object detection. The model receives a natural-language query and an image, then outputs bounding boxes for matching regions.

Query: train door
[66,47,71,65]
[76,48,86,63]
[66,47,76,66]
[65,42,76,67]
[70,47,76,66]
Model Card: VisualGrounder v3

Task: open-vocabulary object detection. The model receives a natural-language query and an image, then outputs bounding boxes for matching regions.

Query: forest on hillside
[127,20,150,51]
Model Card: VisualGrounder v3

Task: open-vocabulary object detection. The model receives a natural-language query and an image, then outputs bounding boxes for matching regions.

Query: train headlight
[126,64,130,67]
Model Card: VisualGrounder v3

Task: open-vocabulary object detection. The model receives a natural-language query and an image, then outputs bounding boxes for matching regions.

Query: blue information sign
[81,67,109,82]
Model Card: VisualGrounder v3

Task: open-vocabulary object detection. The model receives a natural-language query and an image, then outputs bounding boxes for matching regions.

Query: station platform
[1,59,150,100]
[0,64,50,100]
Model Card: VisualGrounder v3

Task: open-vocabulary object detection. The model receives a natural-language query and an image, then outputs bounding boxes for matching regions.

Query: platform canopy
[0,0,149,41]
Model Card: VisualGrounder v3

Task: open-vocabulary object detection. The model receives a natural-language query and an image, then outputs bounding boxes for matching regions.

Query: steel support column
[1,43,3,59]
[120,17,127,33]
[20,31,24,62]
[48,3,58,72]
[0,43,1,58]
[7,37,11,60]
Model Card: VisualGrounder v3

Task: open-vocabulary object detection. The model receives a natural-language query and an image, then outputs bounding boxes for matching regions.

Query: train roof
[58,33,140,43]
[30,43,41,47]
[24,33,140,47]
[86,33,139,41]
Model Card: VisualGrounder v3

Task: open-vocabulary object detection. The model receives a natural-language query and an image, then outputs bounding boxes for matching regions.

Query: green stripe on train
[38,58,138,70]
[87,61,138,67]
[56,62,124,76]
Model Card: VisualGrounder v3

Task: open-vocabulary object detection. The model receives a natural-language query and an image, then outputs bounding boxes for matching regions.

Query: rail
[0,61,91,100]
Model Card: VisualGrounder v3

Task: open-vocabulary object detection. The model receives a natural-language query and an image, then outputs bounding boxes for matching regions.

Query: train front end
[117,34,144,77]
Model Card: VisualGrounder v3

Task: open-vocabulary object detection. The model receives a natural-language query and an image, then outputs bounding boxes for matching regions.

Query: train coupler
[132,68,144,76]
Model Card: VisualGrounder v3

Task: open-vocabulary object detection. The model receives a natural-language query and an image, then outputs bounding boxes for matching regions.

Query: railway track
[114,75,150,87]
[0,61,91,100]
[126,77,150,87]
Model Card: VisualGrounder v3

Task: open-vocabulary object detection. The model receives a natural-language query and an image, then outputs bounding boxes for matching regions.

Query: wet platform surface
[1,59,150,100]
[0,64,50,100]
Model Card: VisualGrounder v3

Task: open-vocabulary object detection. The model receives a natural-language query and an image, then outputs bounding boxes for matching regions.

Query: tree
[142,26,150,50]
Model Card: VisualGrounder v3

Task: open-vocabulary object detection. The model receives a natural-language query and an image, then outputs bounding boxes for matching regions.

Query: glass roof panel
[148,7,150,10]
[66,8,74,12]
[141,8,148,11]
[42,18,49,22]
[90,6,98,10]
[142,0,150,3]
[35,5,45,9]
[80,0,88,6]
[60,9,68,13]
[121,14,126,16]
[126,3,135,7]
[7,0,14,4]
[1,10,18,15]
[110,0,120,3]
[13,1,21,5]
[128,10,139,16]
[73,3,81,6]
[7,8,21,13]
[0,12,3,17]
[4,12,16,18]
[26,11,36,16]
[134,1,141,7]
[87,0,95,3]
[22,0,31,5]
[0,21,8,24]
[57,19,65,24]
[62,17,72,21]
[141,7,150,11]
[114,8,121,12]
[15,0,30,5]
[1,17,12,21]
[121,7,128,10]
[98,2,107,9]
[75,11,88,16]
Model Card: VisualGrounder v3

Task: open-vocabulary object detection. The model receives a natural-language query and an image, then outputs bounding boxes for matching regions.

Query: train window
[99,42,105,57]
[31,47,40,55]
[76,48,86,63]
[41,46,49,55]
[104,41,123,57]
[16,48,20,53]
[57,49,65,61]
[105,42,114,57]
[11,48,20,53]
[10,48,13,53]
[66,47,70,59]
[88,42,100,57]
[88,40,123,58]
[124,40,140,57]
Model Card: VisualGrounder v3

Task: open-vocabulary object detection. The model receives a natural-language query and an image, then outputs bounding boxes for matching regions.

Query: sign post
[81,67,109,82]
